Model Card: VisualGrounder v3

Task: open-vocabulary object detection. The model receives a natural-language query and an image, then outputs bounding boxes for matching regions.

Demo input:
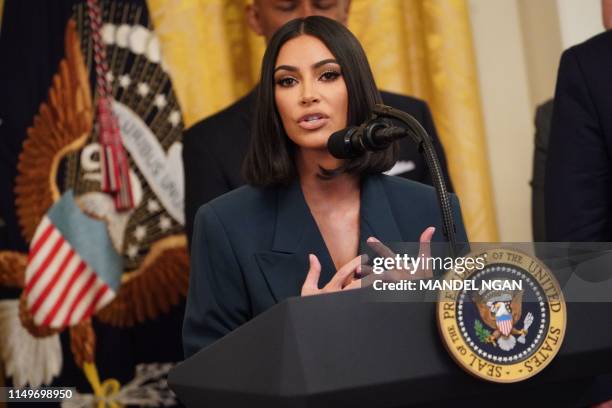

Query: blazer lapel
[359,175,403,245]
[254,180,335,303]
[255,175,403,302]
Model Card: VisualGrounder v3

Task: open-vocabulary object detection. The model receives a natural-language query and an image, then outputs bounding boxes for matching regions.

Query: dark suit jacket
[183,90,454,247]
[531,99,554,242]
[545,33,612,403]
[546,30,612,241]
[183,174,467,358]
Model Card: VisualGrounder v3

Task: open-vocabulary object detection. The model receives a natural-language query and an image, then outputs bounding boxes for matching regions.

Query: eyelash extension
[320,70,341,80]
[276,77,297,87]
[275,70,341,87]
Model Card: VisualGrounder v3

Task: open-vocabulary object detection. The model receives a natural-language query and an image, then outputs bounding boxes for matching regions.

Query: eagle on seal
[472,289,528,350]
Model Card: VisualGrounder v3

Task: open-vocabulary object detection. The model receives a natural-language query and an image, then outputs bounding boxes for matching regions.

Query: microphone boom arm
[371,104,458,257]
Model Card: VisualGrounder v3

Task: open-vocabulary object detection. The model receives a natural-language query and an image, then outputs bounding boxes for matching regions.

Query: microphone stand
[371,104,458,257]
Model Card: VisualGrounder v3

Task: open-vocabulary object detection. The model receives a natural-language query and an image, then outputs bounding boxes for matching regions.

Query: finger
[355,264,374,278]
[359,273,378,287]
[367,236,396,259]
[418,226,435,258]
[417,227,435,279]
[301,254,321,296]
[343,278,363,290]
[419,226,435,244]
[344,255,371,286]
[329,255,363,290]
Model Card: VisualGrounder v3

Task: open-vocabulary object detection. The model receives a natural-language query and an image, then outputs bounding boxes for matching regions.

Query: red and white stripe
[496,318,513,337]
[24,217,115,328]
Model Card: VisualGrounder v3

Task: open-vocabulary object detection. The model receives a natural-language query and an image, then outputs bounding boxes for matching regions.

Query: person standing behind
[545,3,612,405]
[531,99,553,241]
[545,1,612,241]
[182,0,454,246]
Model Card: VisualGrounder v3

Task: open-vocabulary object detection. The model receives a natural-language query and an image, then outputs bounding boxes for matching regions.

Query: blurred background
[145,0,608,243]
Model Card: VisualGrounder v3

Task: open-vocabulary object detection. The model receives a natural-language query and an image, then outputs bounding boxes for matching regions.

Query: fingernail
[430,227,436,234]
[367,236,379,243]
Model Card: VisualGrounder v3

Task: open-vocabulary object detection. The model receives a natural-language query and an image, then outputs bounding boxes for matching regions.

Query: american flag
[496,314,513,337]
[24,191,122,329]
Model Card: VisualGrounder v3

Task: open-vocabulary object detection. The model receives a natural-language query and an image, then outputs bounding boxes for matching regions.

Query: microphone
[327,120,406,159]
[327,103,458,257]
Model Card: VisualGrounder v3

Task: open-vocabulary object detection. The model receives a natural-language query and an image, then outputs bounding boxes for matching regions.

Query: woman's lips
[297,114,329,130]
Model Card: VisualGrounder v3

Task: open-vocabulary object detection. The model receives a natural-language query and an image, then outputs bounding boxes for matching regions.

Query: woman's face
[273,34,348,151]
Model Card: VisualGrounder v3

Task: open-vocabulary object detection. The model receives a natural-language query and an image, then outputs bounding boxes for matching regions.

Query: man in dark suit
[545,16,612,407]
[545,29,612,241]
[183,0,454,245]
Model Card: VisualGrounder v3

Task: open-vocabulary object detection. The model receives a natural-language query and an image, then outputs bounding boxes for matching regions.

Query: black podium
[169,288,612,407]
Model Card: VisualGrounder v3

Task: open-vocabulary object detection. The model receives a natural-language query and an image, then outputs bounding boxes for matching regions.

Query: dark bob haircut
[243,16,398,186]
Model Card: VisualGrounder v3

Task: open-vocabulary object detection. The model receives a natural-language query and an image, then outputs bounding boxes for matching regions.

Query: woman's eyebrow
[274,59,339,73]
[274,65,297,73]
[313,58,338,69]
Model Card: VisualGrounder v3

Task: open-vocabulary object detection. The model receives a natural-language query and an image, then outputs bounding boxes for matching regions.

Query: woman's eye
[320,71,341,81]
[276,77,297,87]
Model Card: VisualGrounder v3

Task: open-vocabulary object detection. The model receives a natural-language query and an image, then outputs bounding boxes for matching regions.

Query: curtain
[148,0,499,241]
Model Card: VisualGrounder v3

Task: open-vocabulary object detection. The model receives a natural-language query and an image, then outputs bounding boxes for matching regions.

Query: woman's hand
[367,226,436,281]
[301,254,364,296]
[301,226,435,296]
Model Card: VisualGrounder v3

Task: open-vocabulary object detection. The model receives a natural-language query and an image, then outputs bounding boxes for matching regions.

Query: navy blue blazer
[183,175,467,358]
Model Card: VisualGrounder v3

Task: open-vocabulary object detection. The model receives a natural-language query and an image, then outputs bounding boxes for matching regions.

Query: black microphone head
[327,127,360,159]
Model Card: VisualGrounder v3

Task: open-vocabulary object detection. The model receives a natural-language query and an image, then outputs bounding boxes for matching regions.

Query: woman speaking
[183,16,467,358]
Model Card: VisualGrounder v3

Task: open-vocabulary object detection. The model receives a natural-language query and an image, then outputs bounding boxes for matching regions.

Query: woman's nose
[300,95,320,105]
[299,78,320,106]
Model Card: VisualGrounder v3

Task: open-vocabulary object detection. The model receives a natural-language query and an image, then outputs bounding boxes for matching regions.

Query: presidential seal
[437,248,566,383]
